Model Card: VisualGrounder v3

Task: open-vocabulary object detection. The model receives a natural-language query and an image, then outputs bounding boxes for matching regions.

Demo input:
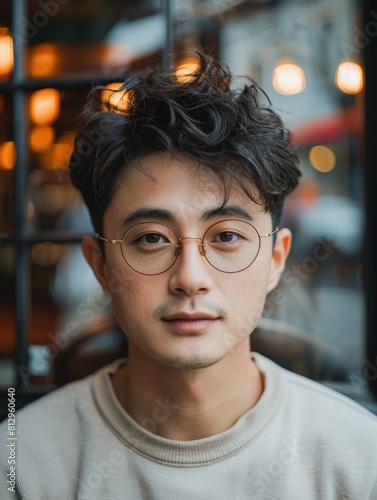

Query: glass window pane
[25,0,163,78]
[24,87,91,233]
[25,242,122,387]
[28,170,84,233]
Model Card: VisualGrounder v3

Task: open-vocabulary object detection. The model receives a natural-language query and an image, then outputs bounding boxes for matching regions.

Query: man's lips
[161,312,219,333]
[162,312,218,321]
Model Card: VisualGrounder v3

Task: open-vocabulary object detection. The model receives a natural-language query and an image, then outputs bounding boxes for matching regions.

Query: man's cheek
[106,267,139,295]
[232,278,266,330]
[112,284,155,323]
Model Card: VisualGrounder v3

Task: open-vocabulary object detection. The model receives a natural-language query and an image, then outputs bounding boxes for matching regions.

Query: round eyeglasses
[96,219,279,276]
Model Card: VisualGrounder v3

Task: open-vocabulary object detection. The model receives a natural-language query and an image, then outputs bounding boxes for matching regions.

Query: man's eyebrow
[122,208,176,226]
[121,205,255,226]
[200,205,255,222]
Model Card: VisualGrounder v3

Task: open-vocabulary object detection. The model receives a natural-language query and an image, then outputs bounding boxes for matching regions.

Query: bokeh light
[336,61,363,95]
[273,62,306,95]
[309,145,336,173]
[30,89,60,125]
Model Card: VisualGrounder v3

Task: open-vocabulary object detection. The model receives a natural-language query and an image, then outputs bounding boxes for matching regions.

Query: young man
[1,54,377,499]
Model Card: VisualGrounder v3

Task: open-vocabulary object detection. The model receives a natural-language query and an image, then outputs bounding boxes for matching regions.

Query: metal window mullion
[363,1,377,399]
[162,0,173,70]
[12,0,30,389]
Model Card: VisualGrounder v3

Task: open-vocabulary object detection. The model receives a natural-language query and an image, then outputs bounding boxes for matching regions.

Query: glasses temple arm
[259,226,280,238]
[95,233,122,244]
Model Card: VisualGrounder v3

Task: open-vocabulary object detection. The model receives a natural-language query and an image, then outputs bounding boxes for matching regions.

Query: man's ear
[81,236,111,296]
[266,227,292,294]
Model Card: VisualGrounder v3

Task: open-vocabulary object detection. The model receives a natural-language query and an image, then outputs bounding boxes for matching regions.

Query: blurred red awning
[292,107,361,146]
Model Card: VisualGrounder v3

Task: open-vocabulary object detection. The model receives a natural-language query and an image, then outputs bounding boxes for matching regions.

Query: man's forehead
[111,150,265,218]
[114,151,259,204]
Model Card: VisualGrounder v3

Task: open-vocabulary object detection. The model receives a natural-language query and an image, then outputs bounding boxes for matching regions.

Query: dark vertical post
[12,0,30,389]
[162,0,173,70]
[363,2,377,398]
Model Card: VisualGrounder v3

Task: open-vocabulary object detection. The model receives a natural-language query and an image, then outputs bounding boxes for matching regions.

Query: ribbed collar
[92,353,284,467]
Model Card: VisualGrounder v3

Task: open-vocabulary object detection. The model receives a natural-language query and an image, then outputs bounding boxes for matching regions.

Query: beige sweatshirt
[1,353,377,500]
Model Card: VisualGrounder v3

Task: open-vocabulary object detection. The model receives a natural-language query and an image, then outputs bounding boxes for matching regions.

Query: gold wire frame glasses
[96,219,279,276]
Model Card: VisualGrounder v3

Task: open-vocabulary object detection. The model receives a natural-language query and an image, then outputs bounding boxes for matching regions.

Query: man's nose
[168,238,213,296]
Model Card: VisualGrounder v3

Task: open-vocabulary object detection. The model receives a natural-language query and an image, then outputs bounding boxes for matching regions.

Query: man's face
[85,151,290,370]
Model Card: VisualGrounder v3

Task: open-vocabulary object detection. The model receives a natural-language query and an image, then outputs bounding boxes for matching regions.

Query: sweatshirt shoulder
[254,352,377,427]
[283,367,377,428]
[0,374,94,440]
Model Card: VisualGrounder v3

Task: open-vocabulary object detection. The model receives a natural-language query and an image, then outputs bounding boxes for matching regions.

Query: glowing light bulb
[336,62,363,95]
[309,145,336,173]
[30,89,60,125]
[273,62,306,96]
[175,57,200,83]
[30,126,55,153]
[0,29,14,77]
[102,83,131,112]
[0,141,16,170]
[30,44,59,77]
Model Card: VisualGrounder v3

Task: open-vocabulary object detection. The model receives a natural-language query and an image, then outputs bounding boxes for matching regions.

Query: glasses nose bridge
[175,235,206,257]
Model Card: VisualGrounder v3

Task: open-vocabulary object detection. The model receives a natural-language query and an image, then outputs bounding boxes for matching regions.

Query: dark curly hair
[69,53,301,239]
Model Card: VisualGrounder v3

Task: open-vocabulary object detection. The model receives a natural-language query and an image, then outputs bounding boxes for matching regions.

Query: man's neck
[112,339,264,441]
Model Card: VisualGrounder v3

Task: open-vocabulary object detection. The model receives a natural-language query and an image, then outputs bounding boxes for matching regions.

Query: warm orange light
[30,126,55,153]
[102,82,130,112]
[39,132,75,170]
[30,88,60,125]
[30,44,59,77]
[273,62,306,96]
[0,29,14,77]
[336,62,363,95]
[309,145,336,173]
[175,57,200,83]
[0,141,16,170]
[51,143,72,169]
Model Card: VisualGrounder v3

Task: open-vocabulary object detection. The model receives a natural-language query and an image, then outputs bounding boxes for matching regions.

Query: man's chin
[159,353,226,370]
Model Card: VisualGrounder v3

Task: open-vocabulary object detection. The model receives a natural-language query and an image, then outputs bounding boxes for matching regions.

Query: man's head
[69,53,301,370]
[70,53,300,238]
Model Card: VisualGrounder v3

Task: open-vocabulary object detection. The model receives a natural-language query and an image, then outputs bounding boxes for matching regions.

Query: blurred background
[1,0,376,416]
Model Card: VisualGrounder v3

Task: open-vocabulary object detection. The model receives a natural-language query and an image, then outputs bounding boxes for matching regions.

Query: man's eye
[139,233,169,244]
[214,232,240,243]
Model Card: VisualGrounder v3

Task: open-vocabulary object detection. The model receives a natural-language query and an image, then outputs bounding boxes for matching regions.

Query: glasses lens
[203,220,261,273]
[121,223,178,275]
